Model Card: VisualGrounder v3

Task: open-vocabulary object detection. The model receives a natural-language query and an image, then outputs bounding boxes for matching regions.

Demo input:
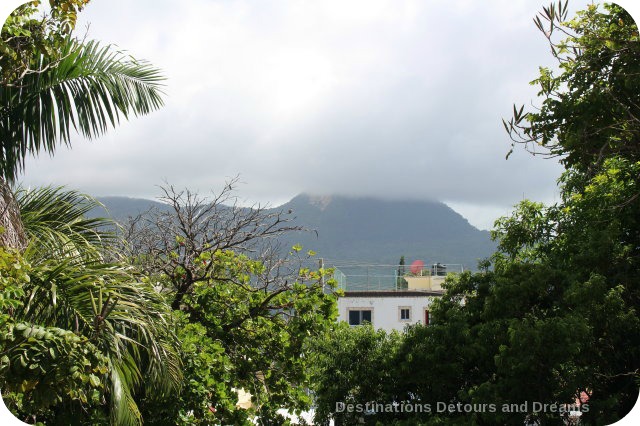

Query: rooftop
[330,262,463,292]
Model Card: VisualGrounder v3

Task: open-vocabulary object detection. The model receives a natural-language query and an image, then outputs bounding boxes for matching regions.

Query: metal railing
[331,263,463,292]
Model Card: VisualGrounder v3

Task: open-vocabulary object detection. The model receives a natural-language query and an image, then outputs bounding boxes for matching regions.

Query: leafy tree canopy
[310,3,640,425]
[124,182,339,425]
[504,2,640,173]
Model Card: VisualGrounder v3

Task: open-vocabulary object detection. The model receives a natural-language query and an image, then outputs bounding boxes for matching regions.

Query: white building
[337,290,439,332]
[334,262,461,331]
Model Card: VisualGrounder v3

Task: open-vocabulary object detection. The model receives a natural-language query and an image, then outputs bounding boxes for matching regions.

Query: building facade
[337,290,440,332]
[334,262,461,331]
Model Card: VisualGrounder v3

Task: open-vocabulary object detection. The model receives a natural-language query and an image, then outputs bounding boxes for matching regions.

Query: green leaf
[88,374,101,387]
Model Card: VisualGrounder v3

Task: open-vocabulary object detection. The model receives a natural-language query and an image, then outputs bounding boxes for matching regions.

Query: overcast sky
[6,0,640,229]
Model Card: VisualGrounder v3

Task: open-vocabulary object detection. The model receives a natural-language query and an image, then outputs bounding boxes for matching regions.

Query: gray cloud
[17,0,640,229]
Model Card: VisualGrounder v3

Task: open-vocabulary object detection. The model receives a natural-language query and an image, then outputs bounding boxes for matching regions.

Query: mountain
[278,194,495,270]
[90,196,171,221]
[90,193,496,271]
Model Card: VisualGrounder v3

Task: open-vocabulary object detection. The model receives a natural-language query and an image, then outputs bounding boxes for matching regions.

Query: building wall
[337,295,436,332]
[404,275,446,291]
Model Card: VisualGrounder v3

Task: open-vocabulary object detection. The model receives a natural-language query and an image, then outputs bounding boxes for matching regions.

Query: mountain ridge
[90,193,496,270]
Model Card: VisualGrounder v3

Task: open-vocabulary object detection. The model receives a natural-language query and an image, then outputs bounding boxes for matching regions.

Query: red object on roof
[410,260,425,275]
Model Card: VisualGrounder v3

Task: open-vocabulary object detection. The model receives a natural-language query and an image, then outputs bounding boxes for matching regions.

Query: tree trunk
[0,177,27,250]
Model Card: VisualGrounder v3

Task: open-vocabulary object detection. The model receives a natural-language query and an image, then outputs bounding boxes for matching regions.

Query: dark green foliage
[504,2,640,172]
[1,322,109,421]
[123,184,339,424]
[309,324,404,425]
[1,189,183,425]
[310,3,640,425]
[138,249,338,425]
[1,2,182,424]
[0,246,108,424]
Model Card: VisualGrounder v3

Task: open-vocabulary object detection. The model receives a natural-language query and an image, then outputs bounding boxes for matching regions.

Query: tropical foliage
[310,2,639,425]
[310,323,403,425]
[1,2,181,425]
[16,186,116,259]
[1,3,338,422]
[1,1,164,182]
[2,188,182,425]
[4,0,639,425]
[124,184,339,425]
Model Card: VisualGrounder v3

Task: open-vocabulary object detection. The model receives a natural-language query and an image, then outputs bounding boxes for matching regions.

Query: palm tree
[0,36,165,247]
[16,185,117,259]
[0,7,176,422]
[6,187,182,425]
[0,37,165,182]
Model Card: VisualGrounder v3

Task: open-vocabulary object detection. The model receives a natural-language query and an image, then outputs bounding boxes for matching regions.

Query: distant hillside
[90,196,171,221]
[90,194,496,271]
[278,194,495,270]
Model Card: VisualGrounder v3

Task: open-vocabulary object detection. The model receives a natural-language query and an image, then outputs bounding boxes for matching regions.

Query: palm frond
[17,185,117,261]
[0,37,165,181]
[14,186,182,424]
[16,251,182,425]
[110,364,143,426]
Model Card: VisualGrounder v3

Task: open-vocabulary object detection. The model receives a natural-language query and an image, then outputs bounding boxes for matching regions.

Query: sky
[5,0,640,230]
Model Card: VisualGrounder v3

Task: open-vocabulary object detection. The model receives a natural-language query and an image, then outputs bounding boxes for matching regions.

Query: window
[399,307,411,321]
[424,309,432,326]
[348,309,372,326]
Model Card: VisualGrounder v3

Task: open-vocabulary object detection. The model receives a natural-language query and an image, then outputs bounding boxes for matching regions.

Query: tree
[309,323,404,425]
[1,1,91,86]
[396,255,408,290]
[123,181,338,424]
[0,246,110,425]
[0,0,165,248]
[121,178,304,310]
[503,1,640,174]
[1,187,182,425]
[500,4,640,420]
[307,3,640,425]
[0,182,26,250]
[1,3,174,422]
[397,2,640,424]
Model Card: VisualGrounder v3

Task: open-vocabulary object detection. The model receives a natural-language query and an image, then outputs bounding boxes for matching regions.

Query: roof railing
[331,263,463,292]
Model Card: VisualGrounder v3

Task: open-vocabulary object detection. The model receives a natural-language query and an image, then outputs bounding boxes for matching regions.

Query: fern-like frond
[17,185,117,261]
[0,37,165,181]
